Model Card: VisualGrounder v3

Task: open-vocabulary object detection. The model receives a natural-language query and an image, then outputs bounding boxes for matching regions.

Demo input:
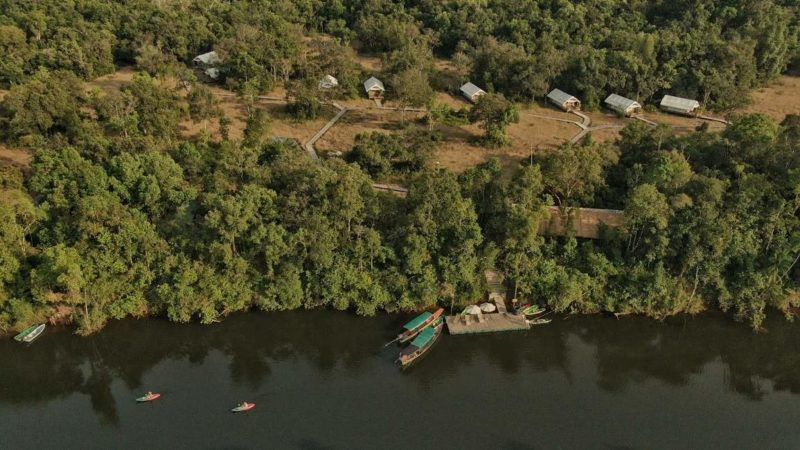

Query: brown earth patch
[741,76,800,121]
[0,145,32,167]
[87,67,137,92]
[586,128,623,143]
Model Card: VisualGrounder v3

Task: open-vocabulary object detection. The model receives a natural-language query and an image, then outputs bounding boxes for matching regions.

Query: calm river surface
[1,311,799,449]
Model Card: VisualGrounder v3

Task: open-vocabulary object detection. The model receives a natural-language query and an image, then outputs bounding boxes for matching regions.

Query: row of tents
[546,88,700,117]
[459,81,700,118]
[192,50,700,118]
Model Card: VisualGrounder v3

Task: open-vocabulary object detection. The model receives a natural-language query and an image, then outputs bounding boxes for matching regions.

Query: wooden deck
[446,284,529,335]
[445,312,529,335]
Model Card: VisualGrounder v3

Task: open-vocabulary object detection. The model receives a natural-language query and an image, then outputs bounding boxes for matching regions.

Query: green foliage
[390,68,435,117]
[346,130,440,178]
[0,69,85,143]
[469,93,519,147]
[286,81,326,121]
[536,141,619,206]
[0,1,799,334]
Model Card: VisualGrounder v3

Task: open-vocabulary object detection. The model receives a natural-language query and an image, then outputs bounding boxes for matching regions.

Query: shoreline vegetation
[1,1,800,336]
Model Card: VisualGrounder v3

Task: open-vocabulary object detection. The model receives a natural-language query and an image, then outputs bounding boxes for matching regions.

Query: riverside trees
[0,0,799,333]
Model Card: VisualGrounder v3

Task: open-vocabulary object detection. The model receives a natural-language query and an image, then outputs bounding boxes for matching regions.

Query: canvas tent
[460,82,486,103]
[659,95,700,116]
[604,94,642,117]
[319,75,339,90]
[547,89,581,111]
[193,51,221,66]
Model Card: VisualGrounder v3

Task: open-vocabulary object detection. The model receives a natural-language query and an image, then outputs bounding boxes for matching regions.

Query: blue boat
[395,308,444,344]
[396,317,444,368]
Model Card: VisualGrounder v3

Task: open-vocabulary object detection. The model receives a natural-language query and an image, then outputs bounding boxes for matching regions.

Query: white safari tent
[192,51,221,66]
[547,89,581,111]
[363,77,385,99]
[604,94,642,117]
[460,82,486,103]
[659,95,700,116]
[318,75,339,90]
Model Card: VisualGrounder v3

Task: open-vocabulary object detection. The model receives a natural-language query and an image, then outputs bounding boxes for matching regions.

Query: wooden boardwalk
[303,103,347,159]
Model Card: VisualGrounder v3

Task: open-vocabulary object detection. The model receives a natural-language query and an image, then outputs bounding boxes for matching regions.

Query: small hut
[460,82,486,103]
[363,77,385,99]
[659,95,700,116]
[318,75,339,90]
[192,51,221,66]
[604,94,642,117]
[547,89,581,111]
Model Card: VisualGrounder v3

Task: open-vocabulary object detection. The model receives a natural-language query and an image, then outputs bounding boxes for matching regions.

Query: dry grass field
[24,67,800,177]
[0,145,31,168]
[742,75,800,121]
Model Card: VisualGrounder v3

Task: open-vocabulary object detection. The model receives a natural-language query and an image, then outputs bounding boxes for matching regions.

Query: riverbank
[5,303,797,342]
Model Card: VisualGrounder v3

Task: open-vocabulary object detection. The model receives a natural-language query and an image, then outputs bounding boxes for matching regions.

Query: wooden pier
[445,284,529,335]
[445,312,529,335]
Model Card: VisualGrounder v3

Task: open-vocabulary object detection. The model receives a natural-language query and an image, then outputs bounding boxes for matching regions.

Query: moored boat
[396,317,444,369]
[13,324,45,343]
[136,392,161,402]
[395,308,444,344]
[231,402,256,413]
[519,305,545,317]
[527,318,552,326]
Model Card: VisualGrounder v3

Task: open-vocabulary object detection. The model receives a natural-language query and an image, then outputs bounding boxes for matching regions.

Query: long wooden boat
[396,317,444,369]
[396,308,444,344]
[14,324,45,343]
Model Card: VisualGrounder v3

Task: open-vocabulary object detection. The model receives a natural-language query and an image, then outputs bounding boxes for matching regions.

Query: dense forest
[1,0,799,334]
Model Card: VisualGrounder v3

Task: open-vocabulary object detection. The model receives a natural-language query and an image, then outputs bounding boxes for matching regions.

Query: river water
[1,311,799,449]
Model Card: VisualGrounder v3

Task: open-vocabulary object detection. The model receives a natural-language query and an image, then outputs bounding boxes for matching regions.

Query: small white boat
[14,324,45,343]
[527,318,552,326]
